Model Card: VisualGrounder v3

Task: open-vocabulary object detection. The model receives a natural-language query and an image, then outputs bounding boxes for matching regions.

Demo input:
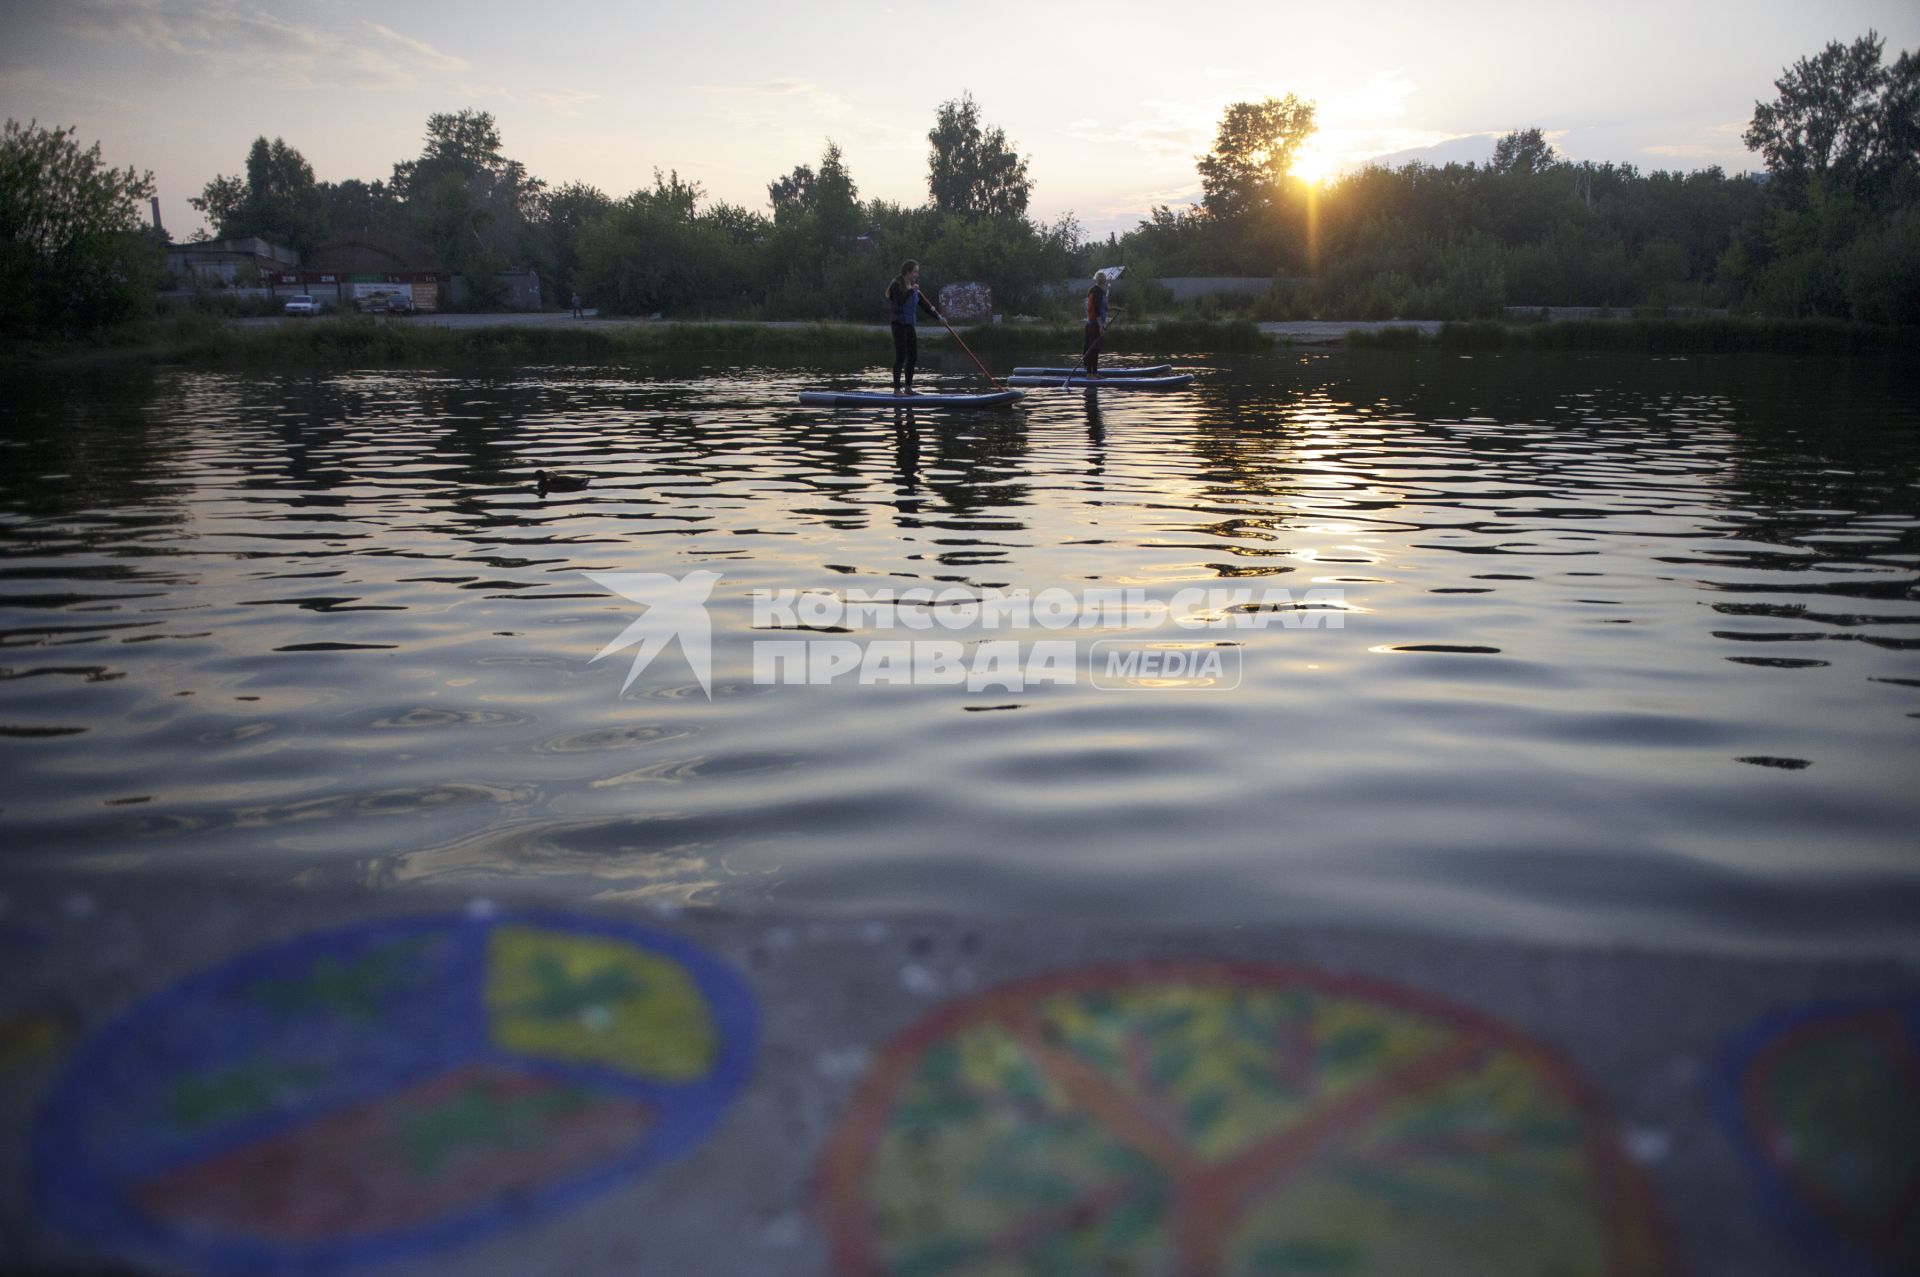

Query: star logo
[583,570,723,698]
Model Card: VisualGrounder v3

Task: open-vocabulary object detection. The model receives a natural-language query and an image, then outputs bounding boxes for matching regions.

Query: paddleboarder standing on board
[1083,270,1113,377]
[886,259,938,395]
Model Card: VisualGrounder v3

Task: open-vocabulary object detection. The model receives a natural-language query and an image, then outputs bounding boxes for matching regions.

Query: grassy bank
[155,315,892,365]
[11,313,1914,370]
[953,318,1269,355]
[1349,317,1920,354]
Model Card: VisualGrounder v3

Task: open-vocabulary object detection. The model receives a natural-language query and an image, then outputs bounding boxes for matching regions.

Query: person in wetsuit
[886,259,939,394]
[1083,271,1112,376]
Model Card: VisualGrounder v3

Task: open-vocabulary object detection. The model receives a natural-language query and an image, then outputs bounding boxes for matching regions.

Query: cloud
[0,64,46,93]
[1324,131,1501,175]
[1642,143,1720,158]
[443,85,602,118]
[700,78,854,120]
[1319,70,1417,124]
[1103,186,1204,218]
[1065,103,1214,159]
[0,61,177,123]
[359,21,467,74]
[521,89,600,117]
[1639,121,1751,159]
[44,0,467,91]
[689,79,926,182]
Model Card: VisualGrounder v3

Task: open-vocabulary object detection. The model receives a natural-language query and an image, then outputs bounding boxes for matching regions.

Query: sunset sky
[4,0,1917,240]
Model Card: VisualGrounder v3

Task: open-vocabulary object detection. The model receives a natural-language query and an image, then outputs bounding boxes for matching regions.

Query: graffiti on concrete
[937,282,992,322]
[822,960,1669,1276]
[32,913,757,1274]
[1718,994,1920,1277]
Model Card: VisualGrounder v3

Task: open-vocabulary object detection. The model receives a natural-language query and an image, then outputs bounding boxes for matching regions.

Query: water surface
[2,349,1916,954]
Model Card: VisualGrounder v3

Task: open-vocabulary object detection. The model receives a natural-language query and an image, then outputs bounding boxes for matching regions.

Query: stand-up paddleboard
[1005,373,1194,390]
[1010,364,1174,377]
[798,389,1026,409]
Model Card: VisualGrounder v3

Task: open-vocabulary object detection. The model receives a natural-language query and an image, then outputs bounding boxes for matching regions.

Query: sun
[1289,139,1340,186]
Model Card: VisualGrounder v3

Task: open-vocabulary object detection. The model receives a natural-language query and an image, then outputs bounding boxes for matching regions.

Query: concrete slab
[1,873,1913,1276]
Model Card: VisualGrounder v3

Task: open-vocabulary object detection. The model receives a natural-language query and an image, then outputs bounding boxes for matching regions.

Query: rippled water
[2,349,1917,953]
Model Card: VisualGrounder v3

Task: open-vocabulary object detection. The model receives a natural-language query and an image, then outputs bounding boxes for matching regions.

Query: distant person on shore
[885,259,938,395]
[570,291,583,319]
[1083,271,1113,376]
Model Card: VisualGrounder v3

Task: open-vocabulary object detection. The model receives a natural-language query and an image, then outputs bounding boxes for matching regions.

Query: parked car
[385,293,414,315]
[283,294,318,316]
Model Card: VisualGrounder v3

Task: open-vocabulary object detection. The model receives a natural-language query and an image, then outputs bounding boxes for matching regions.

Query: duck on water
[534,470,591,495]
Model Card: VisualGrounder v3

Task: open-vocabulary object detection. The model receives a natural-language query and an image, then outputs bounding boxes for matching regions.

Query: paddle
[927,303,1003,392]
[1069,321,1112,388]
[1083,315,1120,359]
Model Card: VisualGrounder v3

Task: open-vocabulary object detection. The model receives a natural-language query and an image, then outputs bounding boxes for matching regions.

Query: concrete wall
[165,239,302,287]
[158,287,277,305]
[264,278,344,309]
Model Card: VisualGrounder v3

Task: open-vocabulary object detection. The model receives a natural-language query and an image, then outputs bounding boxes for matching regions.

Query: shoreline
[4,313,1912,371]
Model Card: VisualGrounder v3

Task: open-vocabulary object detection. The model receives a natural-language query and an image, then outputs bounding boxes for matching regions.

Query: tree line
[3,31,1914,336]
[173,93,1077,319]
[1123,31,1916,323]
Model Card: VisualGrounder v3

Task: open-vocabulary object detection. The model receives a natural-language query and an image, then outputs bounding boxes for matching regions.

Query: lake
[2,347,1916,954]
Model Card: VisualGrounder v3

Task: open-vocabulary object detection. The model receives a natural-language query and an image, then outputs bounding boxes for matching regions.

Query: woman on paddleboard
[886,260,939,395]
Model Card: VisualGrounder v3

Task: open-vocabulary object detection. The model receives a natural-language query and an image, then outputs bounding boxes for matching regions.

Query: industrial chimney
[150,196,163,235]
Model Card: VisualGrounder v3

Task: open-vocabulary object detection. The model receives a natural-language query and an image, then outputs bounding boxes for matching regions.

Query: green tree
[188,173,246,238]
[390,110,539,210]
[766,163,815,221]
[1489,127,1558,176]
[1730,32,1920,317]
[0,118,161,334]
[703,200,771,246]
[533,180,614,303]
[1196,95,1317,220]
[756,142,873,319]
[391,110,545,275]
[244,137,326,249]
[576,170,753,315]
[314,177,404,238]
[1842,203,1920,323]
[1745,31,1919,200]
[811,140,861,239]
[927,93,1032,219]
[189,136,327,250]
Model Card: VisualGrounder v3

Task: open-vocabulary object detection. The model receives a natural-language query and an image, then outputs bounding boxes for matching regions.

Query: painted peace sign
[34,912,757,1274]
[822,961,1669,1277]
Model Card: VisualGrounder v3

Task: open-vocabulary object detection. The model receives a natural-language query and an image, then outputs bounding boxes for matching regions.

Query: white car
[283,294,319,316]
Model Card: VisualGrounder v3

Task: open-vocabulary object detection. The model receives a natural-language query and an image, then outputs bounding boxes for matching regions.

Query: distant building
[263,233,540,312]
[270,232,448,312]
[165,238,301,287]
